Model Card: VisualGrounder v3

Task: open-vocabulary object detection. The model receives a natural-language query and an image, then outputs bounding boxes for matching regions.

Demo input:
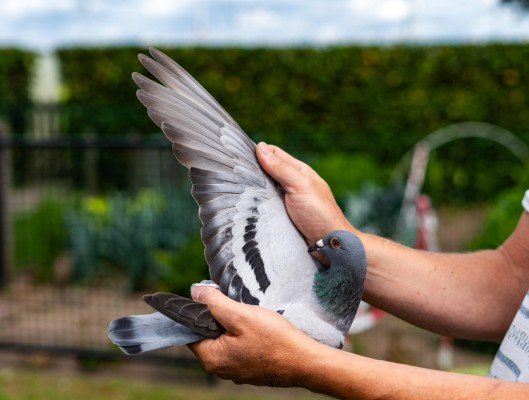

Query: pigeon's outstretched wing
[134,48,319,314]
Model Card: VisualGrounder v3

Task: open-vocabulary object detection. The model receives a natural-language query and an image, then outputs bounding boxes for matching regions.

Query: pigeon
[108,48,367,355]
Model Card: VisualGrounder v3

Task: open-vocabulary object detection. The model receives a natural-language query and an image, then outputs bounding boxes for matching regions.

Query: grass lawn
[0,349,492,400]
[0,368,324,400]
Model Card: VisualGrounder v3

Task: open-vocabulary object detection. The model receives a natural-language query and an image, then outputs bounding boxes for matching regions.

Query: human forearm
[359,222,527,342]
[298,342,529,399]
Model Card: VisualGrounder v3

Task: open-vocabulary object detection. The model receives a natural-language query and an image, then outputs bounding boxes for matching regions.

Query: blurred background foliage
[14,188,206,295]
[53,44,529,203]
[0,49,34,133]
[502,0,529,9]
[14,197,69,282]
[2,45,529,203]
[2,1,529,389]
[4,44,529,292]
[469,186,527,250]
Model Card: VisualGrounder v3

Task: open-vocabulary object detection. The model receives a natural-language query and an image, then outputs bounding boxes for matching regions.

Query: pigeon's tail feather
[108,312,204,355]
[143,292,225,339]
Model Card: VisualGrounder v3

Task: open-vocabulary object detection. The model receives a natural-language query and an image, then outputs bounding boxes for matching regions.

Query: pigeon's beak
[308,239,324,253]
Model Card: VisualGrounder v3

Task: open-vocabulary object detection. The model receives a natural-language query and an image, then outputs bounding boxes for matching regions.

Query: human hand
[256,142,354,243]
[187,286,320,387]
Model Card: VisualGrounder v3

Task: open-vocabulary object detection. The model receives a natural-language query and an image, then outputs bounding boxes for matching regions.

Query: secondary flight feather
[109,48,366,354]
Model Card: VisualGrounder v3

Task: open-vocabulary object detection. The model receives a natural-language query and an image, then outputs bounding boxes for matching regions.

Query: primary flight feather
[108,48,366,354]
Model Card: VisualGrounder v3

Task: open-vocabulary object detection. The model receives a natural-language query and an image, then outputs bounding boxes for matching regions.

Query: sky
[1,0,529,50]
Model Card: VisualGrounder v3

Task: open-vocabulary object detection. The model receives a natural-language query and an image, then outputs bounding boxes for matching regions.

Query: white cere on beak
[316,239,324,248]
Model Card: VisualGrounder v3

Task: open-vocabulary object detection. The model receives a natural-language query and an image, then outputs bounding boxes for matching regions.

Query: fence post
[84,134,98,193]
[0,120,12,289]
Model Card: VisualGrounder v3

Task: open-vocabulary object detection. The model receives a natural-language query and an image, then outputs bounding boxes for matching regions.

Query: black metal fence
[0,130,207,369]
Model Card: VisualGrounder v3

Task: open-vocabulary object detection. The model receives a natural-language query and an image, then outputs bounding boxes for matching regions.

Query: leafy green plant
[64,196,106,281]
[154,233,208,296]
[66,188,201,292]
[14,197,69,282]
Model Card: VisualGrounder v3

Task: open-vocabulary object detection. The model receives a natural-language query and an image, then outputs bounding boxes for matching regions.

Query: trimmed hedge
[0,49,34,133]
[56,45,529,203]
[2,44,525,203]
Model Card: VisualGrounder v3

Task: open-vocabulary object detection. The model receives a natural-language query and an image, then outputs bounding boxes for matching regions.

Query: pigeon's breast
[282,304,344,348]
[232,182,318,309]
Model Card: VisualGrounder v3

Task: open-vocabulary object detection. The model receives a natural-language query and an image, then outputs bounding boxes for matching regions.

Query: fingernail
[191,285,205,301]
[259,142,271,156]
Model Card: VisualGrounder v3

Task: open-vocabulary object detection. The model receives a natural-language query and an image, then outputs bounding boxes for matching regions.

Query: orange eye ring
[330,237,340,249]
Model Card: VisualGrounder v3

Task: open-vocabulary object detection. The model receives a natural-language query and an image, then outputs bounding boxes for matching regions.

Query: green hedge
[55,45,529,203]
[0,49,34,133]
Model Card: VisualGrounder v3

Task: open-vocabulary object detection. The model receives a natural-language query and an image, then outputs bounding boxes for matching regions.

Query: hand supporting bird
[188,284,320,387]
[255,142,355,244]
[188,143,360,387]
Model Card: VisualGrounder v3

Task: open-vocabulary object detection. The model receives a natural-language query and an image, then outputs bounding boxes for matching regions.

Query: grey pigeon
[108,48,367,355]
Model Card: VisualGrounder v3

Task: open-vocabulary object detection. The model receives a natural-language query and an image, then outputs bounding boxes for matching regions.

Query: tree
[502,0,529,10]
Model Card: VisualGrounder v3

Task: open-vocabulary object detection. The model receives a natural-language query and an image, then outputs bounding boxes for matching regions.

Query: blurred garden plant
[65,188,205,293]
[14,197,69,282]
[344,183,405,238]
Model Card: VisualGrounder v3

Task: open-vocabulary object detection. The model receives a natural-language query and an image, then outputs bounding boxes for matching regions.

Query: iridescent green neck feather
[313,259,365,333]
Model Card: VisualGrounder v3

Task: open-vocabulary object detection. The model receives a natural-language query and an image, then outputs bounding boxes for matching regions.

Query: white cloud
[317,25,340,43]
[235,9,280,30]
[136,0,194,18]
[348,0,412,22]
[378,0,412,22]
[0,0,75,17]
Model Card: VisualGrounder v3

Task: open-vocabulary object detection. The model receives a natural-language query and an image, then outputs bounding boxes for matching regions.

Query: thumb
[191,286,248,334]
[256,142,309,190]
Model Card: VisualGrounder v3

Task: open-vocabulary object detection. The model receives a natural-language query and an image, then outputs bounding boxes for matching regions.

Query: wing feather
[190,168,256,186]
[134,48,318,309]
[200,209,237,240]
[172,143,238,172]
[137,90,222,131]
[133,73,227,128]
[148,48,239,127]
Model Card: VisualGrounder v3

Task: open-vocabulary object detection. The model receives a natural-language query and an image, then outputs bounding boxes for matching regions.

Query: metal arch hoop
[391,121,529,182]
[392,121,529,246]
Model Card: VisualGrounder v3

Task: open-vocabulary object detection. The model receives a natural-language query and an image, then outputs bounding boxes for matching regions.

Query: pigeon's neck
[313,260,364,332]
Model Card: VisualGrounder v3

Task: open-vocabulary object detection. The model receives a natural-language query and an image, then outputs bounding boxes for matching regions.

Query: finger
[262,143,308,169]
[188,340,222,374]
[191,286,249,333]
[268,144,320,178]
[187,338,210,357]
[256,142,310,189]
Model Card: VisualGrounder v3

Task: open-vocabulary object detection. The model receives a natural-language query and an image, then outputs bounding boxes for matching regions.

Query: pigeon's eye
[330,237,341,249]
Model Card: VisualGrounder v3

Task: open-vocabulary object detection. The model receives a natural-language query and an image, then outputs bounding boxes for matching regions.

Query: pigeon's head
[310,230,367,333]
[308,230,366,273]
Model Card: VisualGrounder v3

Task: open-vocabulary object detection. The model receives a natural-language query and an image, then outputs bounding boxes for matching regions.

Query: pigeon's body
[109,48,366,355]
